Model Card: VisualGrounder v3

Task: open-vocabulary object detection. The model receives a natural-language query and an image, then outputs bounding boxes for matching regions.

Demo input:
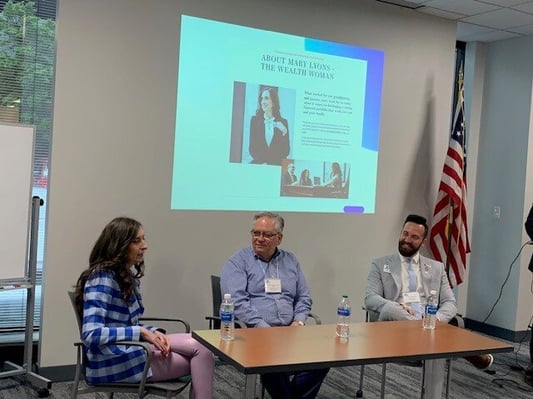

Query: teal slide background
[172,15,384,213]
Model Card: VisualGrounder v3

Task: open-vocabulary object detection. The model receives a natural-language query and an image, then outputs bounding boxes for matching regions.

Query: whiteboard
[0,123,35,281]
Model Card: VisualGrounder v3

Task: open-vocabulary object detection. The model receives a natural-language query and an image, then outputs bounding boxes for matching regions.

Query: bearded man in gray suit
[365,214,492,399]
[366,214,456,322]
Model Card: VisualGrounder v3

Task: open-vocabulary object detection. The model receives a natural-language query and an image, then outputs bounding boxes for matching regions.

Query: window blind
[0,0,56,335]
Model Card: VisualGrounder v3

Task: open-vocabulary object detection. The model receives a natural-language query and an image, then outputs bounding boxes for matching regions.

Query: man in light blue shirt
[221,211,328,399]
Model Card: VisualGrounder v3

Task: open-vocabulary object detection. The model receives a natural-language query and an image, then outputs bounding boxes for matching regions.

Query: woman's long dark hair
[74,217,145,316]
[331,162,342,177]
[299,169,310,185]
[255,85,282,120]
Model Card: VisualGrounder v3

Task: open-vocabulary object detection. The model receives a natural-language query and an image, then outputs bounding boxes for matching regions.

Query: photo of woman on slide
[249,85,290,165]
[299,169,313,186]
[322,162,343,189]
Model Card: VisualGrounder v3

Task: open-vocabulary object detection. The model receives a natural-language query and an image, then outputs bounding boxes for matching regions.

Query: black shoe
[526,364,533,387]
[395,360,423,367]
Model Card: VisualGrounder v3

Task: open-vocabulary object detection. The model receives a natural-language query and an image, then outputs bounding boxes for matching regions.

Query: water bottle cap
[223,293,231,299]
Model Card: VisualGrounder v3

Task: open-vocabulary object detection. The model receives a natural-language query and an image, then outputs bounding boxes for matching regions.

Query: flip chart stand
[0,197,51,397]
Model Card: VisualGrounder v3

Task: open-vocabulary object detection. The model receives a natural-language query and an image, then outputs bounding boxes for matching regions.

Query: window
[0,0,56,335]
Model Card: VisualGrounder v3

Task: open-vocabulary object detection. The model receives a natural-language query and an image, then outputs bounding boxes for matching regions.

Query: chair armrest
[361,305,380,323]
[205,315,246,329]
[235,319,247,328]
[119,340,152,397]
[449,314,465,328]
[205,316,219,330]
[74,339,153,396]
[140,317,191,333]
[308,312,322,325]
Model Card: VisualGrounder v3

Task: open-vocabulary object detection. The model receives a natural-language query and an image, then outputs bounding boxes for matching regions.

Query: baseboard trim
[37,364,75,382]
[464,318,531,342]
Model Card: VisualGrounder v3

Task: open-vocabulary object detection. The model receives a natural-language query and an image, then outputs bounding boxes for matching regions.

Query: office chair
[206,275,322,399]
[356,306,455,399]
[206,275,245,330]
[68,291,191,399]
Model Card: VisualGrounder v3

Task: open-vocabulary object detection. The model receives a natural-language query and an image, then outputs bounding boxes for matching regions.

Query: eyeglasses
[250,230,280,239]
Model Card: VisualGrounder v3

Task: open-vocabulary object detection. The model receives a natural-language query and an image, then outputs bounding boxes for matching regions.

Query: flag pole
[444,198,454,277]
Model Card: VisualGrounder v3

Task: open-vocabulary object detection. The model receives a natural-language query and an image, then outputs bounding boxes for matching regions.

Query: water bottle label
[337,307,351,317]
[220,311,234,323]
[425,305,437,315]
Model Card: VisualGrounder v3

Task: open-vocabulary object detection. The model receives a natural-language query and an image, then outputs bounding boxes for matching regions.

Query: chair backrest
[211,275,222,316]
[68,290,83,334]
[210,275,222,329]
[68,290,92,385]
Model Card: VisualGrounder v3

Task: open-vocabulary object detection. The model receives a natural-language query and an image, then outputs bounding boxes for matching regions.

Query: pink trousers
[149,333,214,399]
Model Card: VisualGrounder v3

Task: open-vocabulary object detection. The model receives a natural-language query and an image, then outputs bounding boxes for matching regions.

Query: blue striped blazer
[82,270,157,384]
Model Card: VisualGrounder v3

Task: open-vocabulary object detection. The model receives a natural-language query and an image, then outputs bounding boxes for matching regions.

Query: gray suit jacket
[364,253,457,323]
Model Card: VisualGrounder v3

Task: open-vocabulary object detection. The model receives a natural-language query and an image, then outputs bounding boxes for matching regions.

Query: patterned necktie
[407,259,417,291]
[407,259,421,318]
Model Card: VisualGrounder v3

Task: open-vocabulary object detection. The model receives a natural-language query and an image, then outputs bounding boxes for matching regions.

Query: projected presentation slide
[172,15,384,214]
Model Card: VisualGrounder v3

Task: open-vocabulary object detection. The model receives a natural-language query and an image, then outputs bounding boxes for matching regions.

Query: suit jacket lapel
[389,254,403,300]
[419,256,433,296]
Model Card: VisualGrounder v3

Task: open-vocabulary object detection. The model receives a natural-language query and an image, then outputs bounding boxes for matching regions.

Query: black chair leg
[356,364,365,397]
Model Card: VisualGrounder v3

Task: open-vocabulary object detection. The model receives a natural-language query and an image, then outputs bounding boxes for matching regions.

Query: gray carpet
[1,338,531,398]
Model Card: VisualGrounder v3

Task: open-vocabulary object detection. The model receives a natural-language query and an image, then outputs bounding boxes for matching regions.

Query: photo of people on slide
[280,159,350,199]
[229,82,295,165]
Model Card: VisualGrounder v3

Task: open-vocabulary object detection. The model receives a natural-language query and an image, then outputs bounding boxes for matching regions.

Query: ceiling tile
[373,0,533,42]
[483,0,532,7]
[422,0,500,16]
[508,22,533,34]
[396,0,427,3]
[462,8,533,29]
[459,28,521,42]
[418,6,466,19]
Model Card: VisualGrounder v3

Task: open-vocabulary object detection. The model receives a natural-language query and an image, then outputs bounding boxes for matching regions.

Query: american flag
[428,74,471,287]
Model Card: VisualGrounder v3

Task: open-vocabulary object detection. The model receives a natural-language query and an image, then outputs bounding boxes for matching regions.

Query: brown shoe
[464,354,494,370]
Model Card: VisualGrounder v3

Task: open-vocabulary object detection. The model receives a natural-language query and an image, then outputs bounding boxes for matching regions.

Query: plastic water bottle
[423,290,438,330]
[220,293,235,340]
[336,295,351,338]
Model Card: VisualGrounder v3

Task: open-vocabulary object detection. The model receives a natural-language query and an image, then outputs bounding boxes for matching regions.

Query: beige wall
[465,36,533,333]
[40,0,457,367]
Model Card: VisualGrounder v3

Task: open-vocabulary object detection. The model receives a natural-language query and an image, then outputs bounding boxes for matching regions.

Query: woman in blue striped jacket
[74,217,214,399]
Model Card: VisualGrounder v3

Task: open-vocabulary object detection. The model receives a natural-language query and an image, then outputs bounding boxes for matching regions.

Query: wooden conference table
[192,320,513,399]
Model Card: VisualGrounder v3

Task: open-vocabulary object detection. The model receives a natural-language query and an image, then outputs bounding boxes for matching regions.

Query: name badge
[402,292,421,304]
[265,278,281,293]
